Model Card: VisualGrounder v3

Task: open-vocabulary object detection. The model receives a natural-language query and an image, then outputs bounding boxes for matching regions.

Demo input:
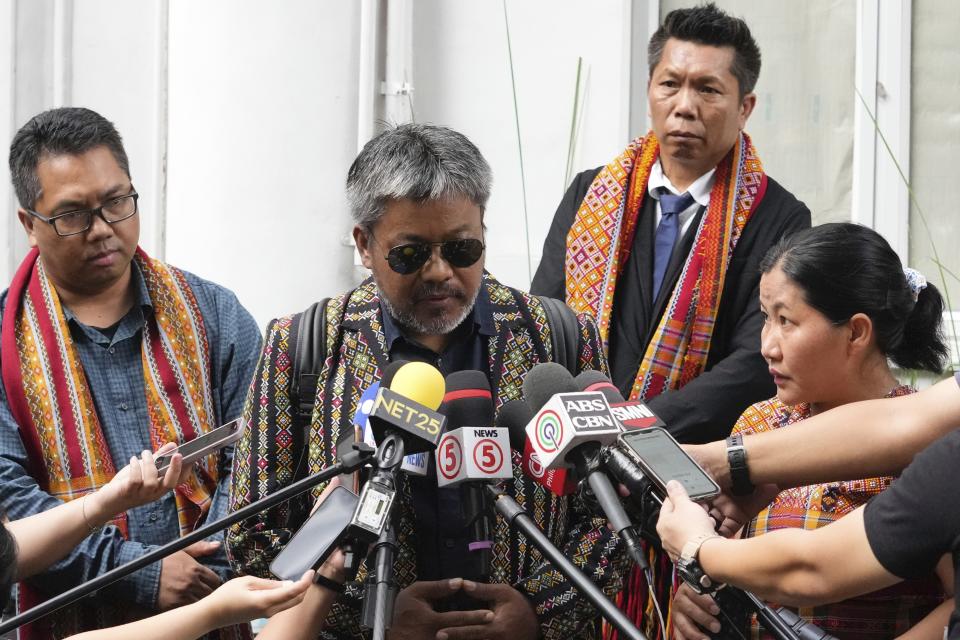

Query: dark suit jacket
[531,167,811,443]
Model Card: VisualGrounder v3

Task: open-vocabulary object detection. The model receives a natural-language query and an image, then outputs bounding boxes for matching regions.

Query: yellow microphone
[368,360,447,452]
[389,361,446,410]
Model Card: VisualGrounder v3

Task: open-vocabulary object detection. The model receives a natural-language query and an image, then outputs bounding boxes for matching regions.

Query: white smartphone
[154,418,245,474]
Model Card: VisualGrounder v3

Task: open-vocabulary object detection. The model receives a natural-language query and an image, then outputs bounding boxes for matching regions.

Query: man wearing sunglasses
[228,124,623,640]
[0,107,261,639]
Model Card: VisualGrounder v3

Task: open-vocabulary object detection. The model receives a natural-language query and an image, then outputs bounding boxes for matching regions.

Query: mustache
[414,284,466,301]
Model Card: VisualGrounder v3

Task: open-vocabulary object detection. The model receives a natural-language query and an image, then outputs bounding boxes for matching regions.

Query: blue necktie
[652,190,694,300]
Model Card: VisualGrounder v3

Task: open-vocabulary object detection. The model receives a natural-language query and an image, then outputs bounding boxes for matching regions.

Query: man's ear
[17,209,39,248]
[738,92,757,129]
[352,225,374,270]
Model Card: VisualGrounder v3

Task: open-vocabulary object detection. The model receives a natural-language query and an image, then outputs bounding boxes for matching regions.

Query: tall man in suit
[532,3,810,446]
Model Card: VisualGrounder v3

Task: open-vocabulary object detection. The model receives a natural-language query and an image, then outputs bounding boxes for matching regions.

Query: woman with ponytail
[671,223,953,639]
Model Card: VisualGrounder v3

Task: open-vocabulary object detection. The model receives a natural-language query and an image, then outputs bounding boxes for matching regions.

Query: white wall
[164,1,362,327]
[412,0,638,291]
[71,0,168,256]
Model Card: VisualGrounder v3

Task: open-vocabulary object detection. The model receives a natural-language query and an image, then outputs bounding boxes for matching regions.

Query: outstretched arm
[65,571,313,640]
[688,375,960,489]
[9,445,188,580]
[656,481,899,606]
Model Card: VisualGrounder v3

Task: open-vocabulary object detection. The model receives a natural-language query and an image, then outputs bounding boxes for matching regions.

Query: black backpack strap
[291,298,330,436]
[537,295,580,375]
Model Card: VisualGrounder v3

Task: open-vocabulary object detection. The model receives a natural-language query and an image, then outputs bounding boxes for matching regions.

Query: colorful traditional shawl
[1,247,222,639]
[565,132,767,639]
[734,390,944,640]
[564,131,767,401]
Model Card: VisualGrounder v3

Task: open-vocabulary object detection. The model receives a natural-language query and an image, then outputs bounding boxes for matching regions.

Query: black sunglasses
[372,235,485,275]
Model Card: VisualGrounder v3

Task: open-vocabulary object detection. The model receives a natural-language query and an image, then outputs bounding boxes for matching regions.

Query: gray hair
[346,123,492,228]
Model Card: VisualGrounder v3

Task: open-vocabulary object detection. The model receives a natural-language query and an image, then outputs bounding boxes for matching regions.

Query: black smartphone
[617,428,720,502]
[154,418,245,474]
[269,486,360,582]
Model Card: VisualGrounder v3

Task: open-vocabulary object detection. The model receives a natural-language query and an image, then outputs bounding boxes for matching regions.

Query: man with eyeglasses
[0,107,261,639]
[227,123,623,640]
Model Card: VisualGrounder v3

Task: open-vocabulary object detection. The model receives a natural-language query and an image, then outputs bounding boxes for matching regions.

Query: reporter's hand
[437,581,538,640]
[656,480,718,561]
[672,582,721,640]
[87,444,186,522]
[387,579,493,640]
[202,570,314,627]
[710,484,780,538]
[683,441,730,489]
[158,540,224,610]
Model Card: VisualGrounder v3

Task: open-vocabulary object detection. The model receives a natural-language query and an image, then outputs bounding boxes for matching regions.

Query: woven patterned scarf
[0,247,222,639]
[565,132,767,639]
[565,131,766,401]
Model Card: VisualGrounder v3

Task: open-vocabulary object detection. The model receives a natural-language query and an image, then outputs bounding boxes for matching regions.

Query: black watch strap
[314,573,345,594]
[725,434,754,496]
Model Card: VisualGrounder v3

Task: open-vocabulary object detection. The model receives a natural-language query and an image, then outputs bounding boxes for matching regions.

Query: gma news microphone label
[436,427,512,488]
[525,391,621,469]
[609,401,665,430]
[369,387,446,453]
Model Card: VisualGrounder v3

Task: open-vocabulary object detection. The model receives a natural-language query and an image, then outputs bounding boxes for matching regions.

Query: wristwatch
[676,533,723,595]
[725,434,754,496]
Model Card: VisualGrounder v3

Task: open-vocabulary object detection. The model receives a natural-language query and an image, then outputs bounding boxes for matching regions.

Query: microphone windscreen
[389,361,446,410]
[380,360,409,388]
[522,362,577,413]
[440,371,494,430]
[496,400,534,450]
[573,370,626,404]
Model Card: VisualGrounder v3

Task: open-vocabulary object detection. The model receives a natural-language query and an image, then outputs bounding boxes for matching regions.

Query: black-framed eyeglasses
[25,192,139,237]
[370,234,485,275]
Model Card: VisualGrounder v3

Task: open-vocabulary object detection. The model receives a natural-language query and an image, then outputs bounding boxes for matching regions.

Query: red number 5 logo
[439,436,462,480]
[473,438,504,474]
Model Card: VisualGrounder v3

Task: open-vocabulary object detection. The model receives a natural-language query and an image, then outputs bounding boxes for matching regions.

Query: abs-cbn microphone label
[560,393,618,429]
[525,391,621,470]
[533,410,563,453]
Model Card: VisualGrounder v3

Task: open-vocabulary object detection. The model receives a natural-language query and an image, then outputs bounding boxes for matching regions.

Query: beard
[376,278,480,337]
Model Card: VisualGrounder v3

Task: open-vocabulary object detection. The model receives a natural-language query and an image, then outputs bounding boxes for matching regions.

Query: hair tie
[903,267,927,302]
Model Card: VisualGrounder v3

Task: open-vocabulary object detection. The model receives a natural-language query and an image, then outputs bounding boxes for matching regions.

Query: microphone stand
[0,443,377,636]
[485,484,647,640]
[359,432,406,640]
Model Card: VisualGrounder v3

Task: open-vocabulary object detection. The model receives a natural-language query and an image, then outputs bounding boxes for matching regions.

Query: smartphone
[269,486,360,581]
[154,418,245,474]
[617,428,720,502]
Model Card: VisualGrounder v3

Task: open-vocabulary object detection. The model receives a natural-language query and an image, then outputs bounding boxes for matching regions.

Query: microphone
[436,371,508,584]
[350,361,447,544]
[498,400,577,496]
[366,360,447,454]
[573,370,663,541]
[574,370,665,430]
[522,363,648,571]
[522,363,622,470]
[357,381,429,476]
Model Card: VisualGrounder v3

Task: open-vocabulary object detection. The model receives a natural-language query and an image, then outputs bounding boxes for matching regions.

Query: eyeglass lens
[53,195,137,235]
[386,239,484,274]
